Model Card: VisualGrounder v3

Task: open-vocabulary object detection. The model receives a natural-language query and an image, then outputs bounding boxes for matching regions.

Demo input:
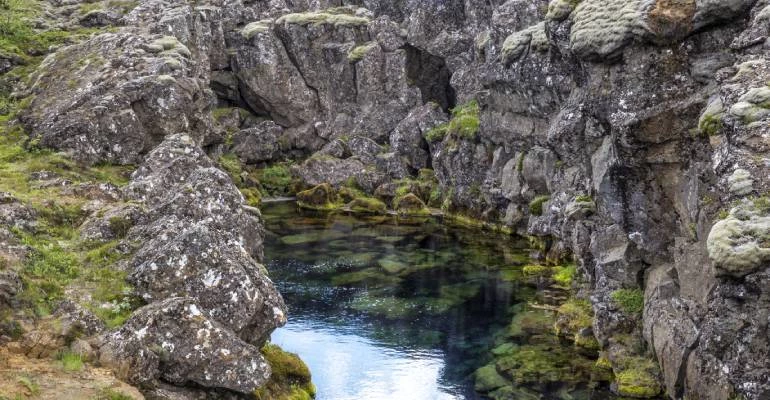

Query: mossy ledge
[255,344,316,400]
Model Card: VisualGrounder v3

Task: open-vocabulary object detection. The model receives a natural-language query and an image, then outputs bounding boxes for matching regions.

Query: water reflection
[272,319,460,400]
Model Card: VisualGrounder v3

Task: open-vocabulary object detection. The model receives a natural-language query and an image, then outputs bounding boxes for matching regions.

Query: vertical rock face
[17,0,770,397]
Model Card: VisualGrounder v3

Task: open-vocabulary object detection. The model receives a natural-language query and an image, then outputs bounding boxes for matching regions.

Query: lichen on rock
[707,198,770,277]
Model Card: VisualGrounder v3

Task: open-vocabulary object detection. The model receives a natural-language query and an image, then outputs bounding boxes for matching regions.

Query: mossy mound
[393,193,430,216]
[347,197,386,214]
[615,367,662,398]
[423,100,480,142]
[296,183,338,211]
[474,364,509,392]
[255,344,316,400]
[707,197,770,277]
[554,299,593,338]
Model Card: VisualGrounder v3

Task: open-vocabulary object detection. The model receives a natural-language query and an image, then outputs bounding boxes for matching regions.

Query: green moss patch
[255,344,316,400]
[610,288,644,316]
[528,195,550,216]
[296,183,339,211]
[347,196,386,214]
[423,100,480,143]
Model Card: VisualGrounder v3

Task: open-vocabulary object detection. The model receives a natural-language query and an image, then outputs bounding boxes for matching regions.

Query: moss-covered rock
[347,197,386,214]
[255,344,316,400]
[698,97,725,136]
[528,195,550,216]
[554,299,593,338]
[707,198,770,277]
[474,364,510,392]
[296,183,338,211]
[393,193,430,216]
[378,257,408,274]
[615,367,662,398]
[546,0,582,21]
[501,22,548,64]
[347,42,378,62]
[275,7,371,27]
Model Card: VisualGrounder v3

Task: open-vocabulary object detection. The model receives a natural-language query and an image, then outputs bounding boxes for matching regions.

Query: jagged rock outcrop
[92,134,286,395]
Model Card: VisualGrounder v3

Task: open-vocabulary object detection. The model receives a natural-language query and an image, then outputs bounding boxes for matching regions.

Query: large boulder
[21,33,213,165]
[98,297,271,393]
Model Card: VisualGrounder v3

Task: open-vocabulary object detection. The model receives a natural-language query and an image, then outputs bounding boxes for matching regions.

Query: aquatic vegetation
[262,202,616,398]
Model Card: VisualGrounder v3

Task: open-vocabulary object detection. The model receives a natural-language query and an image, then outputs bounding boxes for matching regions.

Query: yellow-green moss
[615,367,662,398]
[528,195,550,216]
[610,288,644,315]
[552,263,576,287]
[255,344,316,400]
[296,183,339,211]
[347,196,386,213]
[554,299,592,336]
[522,264,550,278]
[347,41,377,62]
[423,100,480,143]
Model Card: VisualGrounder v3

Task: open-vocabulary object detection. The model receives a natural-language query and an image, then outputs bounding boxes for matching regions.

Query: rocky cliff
[2,0,770,398]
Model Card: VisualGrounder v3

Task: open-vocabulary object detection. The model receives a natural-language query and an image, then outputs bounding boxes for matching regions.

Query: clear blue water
[262,201,613,400]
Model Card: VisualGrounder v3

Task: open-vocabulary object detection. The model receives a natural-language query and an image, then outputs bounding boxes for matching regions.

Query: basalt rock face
[18,0,770,398]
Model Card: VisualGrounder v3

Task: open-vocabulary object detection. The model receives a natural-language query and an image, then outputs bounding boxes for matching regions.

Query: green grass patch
[58,350,84,372]
[611,288,644,316]
[16,376,39,395]
[94,388,135,400]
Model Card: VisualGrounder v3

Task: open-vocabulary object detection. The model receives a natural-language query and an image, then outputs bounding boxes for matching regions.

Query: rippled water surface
[263,201,614,400]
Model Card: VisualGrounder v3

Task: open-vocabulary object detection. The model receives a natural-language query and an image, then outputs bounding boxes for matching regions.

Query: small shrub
[611,288,644,315]
[108,216,132,238]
